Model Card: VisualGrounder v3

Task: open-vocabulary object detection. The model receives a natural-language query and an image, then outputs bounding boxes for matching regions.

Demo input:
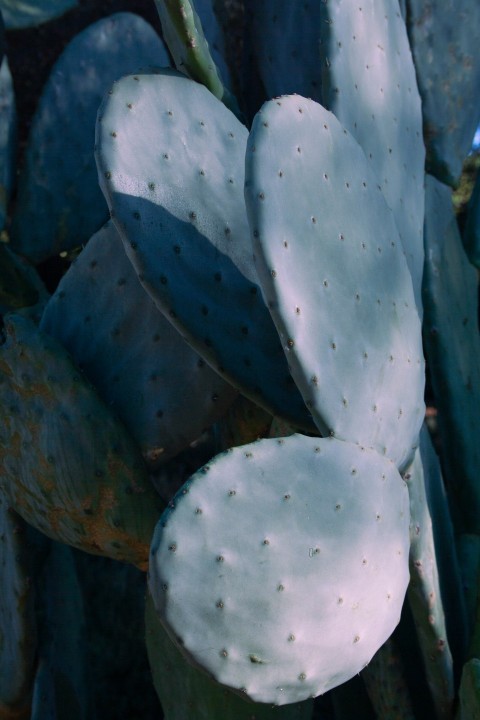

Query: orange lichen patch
[98,485,116,512]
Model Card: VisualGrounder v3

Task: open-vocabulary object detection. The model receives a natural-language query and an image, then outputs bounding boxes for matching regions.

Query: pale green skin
[149,434,410,705]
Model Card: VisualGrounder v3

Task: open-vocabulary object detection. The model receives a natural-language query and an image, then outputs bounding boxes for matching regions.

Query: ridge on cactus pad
[149,434,410,705]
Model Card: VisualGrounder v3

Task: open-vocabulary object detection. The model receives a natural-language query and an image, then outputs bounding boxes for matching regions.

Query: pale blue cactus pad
[245,96,425,470]
[95,69,314,431]
[11,13,170,263]
[149,434,410,705]
[320,0,425,311]
[41,221,237,468]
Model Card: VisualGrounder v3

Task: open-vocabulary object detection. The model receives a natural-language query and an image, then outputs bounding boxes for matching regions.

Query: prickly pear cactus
[319,0,425,310]
[145,591,314,719]
[40,221,237,469]
[30,541,90,720]
[0,56,16,233]
[0,314,163,569]
[0,0,77,29]
[244,0,323,103]
[464,171,480,269]
[245,94,425,470]
[11,12,170,263]
[149,434,410,705]
[406,0,480,187]
[153,0,239,116]
[95,68,314,432]
[0,502,37,719]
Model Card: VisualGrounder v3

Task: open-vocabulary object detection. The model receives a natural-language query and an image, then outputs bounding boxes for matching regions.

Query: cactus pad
[245,96,425,470]
[0,57,16,233]
[244,0,323,103]
[11,13,169,263]
[95,69,313,431]
[41,221,237,468]
[0,0,77,29]
[149,434,410,705]
[0,314,163,570]
[145,591,314,719]
[320,0,425,310]
[406,0,480,187]
[0,502,36,717]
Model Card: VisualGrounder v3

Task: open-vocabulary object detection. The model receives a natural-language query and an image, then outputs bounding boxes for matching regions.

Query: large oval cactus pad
[95,69,313,431]
[0,314,163,570]
[149,434,410,705]
[11,13,170,263]
[245,96,425,470]
[41,222,237,469]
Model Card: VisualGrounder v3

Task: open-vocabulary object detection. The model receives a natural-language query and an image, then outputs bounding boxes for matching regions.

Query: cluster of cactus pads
[1,0,480,717]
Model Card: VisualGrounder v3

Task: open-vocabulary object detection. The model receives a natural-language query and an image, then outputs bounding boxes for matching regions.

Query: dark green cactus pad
[422,174,480,536]
[153,0,239,116]
[0,57,16,233]
[404,439,454,720]
[145,591,314,720]
[245,96,425,470]
[464,171,480,269]
[407,0,480,187]
[361,638,415,720]
[30,542,90,720]
[40,221,237,469]
[95,69,314,432]
[320,0,425,310]
[0,502,37,719]
[458,659,480,720]
[244,0,322,103]
[0,0,77,29]
[418,425,469,677]
[10,13,170,264]
[74,552,162,719]
[149,434,410,705]
[0,313,164,570]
